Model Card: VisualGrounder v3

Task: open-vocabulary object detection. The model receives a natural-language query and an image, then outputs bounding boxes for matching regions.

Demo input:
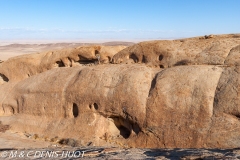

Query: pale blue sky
[0,0,239,41]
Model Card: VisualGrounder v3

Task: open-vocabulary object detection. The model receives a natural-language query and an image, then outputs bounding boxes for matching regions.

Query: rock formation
[0,34,240,148]
[0,45,126,81]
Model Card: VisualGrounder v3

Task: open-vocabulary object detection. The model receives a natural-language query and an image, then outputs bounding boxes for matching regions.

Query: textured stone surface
[112,34,240,68]
[0,34,240,148]
[0,45,126,82]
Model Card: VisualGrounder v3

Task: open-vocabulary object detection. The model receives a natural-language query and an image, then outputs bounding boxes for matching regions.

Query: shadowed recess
[93,103,98,110]
[72,103,79,118]
[159,54,164,61]
[174,59,191,66]
[56,60,65,67]
[109,116,141,139]
[0,73,9,82]
[130,53,139,63]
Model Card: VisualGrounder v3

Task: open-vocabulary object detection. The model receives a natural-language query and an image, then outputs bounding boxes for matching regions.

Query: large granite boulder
[0,34,240,148]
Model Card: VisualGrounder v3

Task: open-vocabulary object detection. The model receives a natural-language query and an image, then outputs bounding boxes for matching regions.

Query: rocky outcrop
[0,34,240,148]
[112,34,240,68]
[144,66,223,148]
[0,64,155,147]
[0,45,126,82]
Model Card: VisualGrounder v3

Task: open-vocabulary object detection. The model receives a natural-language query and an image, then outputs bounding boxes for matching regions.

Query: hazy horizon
[0,37,179,45]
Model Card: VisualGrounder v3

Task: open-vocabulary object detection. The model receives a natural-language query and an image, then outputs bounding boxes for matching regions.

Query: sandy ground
[0,43,80,60]
[1,138,240,159]
[0,131,52,149]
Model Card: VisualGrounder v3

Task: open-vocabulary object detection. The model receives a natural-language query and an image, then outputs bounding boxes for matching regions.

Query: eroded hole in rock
[130,54,139,63]
[89,103,99,110]
[174,59,191,66]
[78,55,96,65]
[107,56,112,63]
[72,103,79,118]
[95,50,100,55]
[67,57,73,67]
[79,59,95,64]
[56,60,65,67]
[0,73,9,84]
[236,115,240,119]
[93,103,98,110]
[118,126,131,139]
[232,113,240,120]
[159,54,164,61]
[108,116,140,139]
[142,55,147,63]
[160,65,164,68]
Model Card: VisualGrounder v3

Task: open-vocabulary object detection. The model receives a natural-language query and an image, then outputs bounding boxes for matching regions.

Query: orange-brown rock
[0,45,126,82]
[0,34,240,148]
[112,34,240,68]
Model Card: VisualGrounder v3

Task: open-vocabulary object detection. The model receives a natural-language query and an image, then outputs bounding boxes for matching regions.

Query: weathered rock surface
[112,34,240,68]
[0,64,155,147]
[0,34,240,148]
[0,45,126,82]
